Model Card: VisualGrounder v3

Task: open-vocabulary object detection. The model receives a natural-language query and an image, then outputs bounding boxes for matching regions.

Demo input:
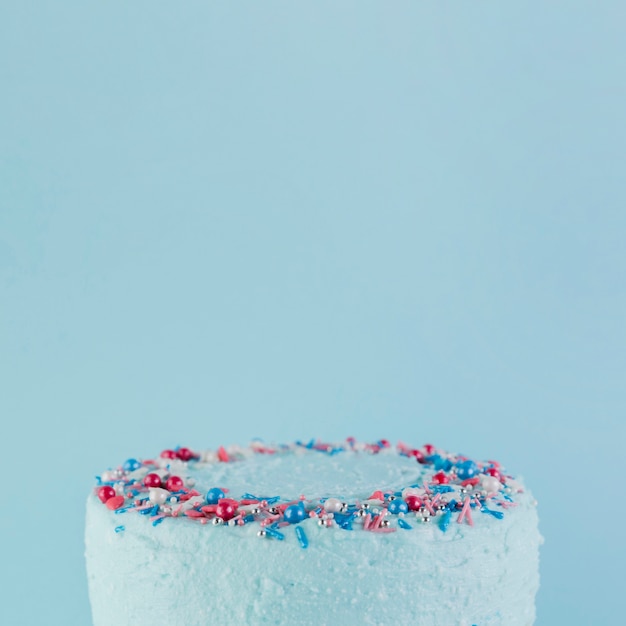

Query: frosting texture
[85,439,541,625]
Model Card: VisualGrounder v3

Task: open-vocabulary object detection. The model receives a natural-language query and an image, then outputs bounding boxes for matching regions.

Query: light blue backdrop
[1,2,624,624]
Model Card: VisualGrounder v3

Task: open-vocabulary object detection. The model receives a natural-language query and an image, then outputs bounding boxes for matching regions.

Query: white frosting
[85,444,542,625]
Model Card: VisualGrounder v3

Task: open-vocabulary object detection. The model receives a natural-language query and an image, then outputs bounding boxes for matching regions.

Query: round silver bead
[212,517,223,525]
[257,530,267,538]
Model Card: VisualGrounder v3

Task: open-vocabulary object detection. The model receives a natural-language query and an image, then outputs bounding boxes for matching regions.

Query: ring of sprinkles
[94,439,523,548]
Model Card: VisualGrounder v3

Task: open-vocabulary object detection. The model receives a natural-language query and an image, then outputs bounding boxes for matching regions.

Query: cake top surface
[91,439,527,545]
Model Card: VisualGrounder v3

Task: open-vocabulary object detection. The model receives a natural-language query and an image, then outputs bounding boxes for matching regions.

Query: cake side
[85,440,541,626]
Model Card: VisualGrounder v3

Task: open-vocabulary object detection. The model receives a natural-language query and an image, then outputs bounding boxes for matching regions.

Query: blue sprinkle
[295,526,308,549]
[114,525,125,533]
[333,513,354,530]
[388,499,409,515]
[152,517,165,527]
[243,515,254,523]
[439,510,452,532]
[206,487,226,504]
[456,460,479,480]
[397,518,413,530]
[481,507,504,520]
[139,505,159,516]
[429,454,453,471]
[265,527,285,541]
[284,503,307,524]
[123,458,141,472]
[114,507,130,514]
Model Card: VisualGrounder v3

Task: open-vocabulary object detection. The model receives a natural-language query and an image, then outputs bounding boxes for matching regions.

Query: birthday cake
[85,439,541,626]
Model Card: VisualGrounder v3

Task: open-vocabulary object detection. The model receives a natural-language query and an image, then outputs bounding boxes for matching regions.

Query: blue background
[1,2,624,624]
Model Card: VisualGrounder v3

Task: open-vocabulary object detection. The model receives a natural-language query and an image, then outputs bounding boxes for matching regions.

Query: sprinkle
[94,439,520,547]
[264,527,285,541]
[481,507,504,520]
[114,525,125,533]
[217,446,230,463]
[457,497,473,526]
[105,495,125,511]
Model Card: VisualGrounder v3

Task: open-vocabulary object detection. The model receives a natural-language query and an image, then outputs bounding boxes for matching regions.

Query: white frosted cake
[85,439,541,625]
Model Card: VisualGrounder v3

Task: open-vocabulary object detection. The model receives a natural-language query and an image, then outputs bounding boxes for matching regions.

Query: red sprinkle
[405,495,422,511]
[432,471,449,484]
[176,447,194,462]
[215,498,238,521]
[166,476,184,491]
[97,486,116,503]
[143,473,162,488]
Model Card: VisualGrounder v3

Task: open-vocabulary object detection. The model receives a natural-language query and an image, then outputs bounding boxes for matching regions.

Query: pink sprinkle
[457,496,472,525]
[372,515,383,530]
[367,490,385,501]
[423,499,436,516]
[185,510,205,518]
[370,527,397,533]
[106,496,125,511]
[172,505,184,517]
[363,513,372,530]
[217,446,230,462]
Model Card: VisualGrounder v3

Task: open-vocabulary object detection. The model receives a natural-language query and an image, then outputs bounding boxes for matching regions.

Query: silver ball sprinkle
[387,495,396,501]
[269,507,279,515]
[361,503,369,510]
[381,519,390,527]
[212,517,223,526]
[257,530,267,538]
